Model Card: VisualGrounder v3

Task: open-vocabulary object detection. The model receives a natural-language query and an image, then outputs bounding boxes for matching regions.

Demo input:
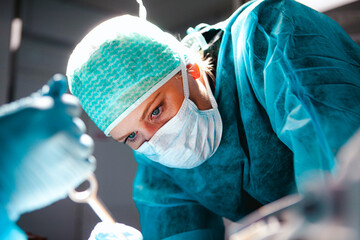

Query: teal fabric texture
[67,16,188,135]
[132,0,360,239]
[0,207,26,240]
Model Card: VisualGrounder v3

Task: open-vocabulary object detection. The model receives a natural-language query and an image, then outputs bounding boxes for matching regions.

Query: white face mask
[136,58,223,169]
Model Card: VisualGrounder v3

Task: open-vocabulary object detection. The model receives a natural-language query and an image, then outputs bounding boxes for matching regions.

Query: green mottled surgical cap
[66,15,191,136]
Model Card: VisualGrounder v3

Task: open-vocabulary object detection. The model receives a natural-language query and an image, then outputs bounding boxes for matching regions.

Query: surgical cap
[66,15,192,135]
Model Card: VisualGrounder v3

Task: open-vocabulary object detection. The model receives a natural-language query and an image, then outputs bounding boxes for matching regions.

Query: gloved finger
[42,74,68,98]
[59,132,95,165]
[73,117,87,134]
[77,133,95,158]
[61,93,82,117]
[86,155,97,167]
[29,96,54,110]
[63,116,87,137]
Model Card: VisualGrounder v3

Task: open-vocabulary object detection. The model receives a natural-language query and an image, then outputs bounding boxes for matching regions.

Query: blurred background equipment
[228,130,360,240]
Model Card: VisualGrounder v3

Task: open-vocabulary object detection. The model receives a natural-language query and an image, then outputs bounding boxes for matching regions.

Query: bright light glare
[9,18,22,51]
[296,0,357,12]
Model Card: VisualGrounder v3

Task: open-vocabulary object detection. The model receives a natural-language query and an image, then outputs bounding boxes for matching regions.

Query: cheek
[167,90,184,117]
[160,99,182,127]
[128,134,146,150]
[142,121,161,137]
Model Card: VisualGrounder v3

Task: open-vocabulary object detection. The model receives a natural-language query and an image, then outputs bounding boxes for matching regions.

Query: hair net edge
[104,64,182,136]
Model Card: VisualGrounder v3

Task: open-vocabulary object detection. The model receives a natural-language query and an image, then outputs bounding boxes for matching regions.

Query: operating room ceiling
[8,0,360,102]
[60,0,237,34]
[58,0,360,40]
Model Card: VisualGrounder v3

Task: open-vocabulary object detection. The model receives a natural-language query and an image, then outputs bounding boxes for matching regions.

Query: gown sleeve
[232,0,360,186]
[0,207,27,240]
[133,155,225,240]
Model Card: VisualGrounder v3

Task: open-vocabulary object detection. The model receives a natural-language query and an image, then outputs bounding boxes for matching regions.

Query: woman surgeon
[66,0,360,239]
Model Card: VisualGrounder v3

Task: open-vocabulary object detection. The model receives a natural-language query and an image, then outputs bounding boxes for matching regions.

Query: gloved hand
[0,74,96,220]
[89,222,143,240]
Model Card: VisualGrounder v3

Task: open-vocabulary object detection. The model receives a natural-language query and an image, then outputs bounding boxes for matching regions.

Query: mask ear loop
[180,55,190,99]
[179,54,217,109]
[202,71,218,109]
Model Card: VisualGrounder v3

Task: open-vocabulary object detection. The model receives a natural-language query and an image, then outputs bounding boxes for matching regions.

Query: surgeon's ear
[186,63,201,80]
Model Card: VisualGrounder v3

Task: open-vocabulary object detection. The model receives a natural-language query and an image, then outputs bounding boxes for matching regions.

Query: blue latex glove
[0,74,96,221]
[89,222,143,240]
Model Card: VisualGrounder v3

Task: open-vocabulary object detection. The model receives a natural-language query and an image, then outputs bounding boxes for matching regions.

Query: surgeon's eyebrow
[140,92,161,121]
[116,92,162,143]
[116,134,130,143]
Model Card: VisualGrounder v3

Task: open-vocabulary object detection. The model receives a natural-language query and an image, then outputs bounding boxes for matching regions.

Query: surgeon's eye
[125,131,137,143]
[151,105,162,119]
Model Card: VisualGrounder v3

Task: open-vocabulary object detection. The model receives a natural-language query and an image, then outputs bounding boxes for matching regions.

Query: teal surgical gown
[0,207,27,240]
[132,0,360,239]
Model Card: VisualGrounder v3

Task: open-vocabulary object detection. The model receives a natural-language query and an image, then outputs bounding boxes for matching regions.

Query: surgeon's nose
[140,122,161,142]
